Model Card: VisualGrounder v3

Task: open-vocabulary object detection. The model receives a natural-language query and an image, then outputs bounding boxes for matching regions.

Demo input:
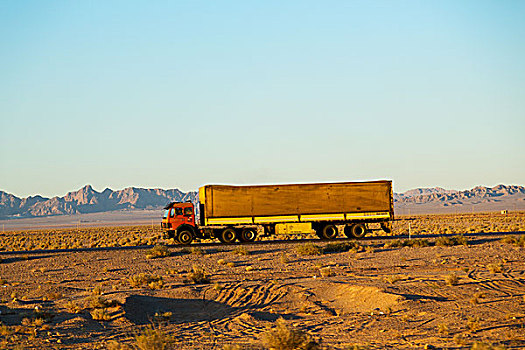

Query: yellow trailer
[196,180,393,243]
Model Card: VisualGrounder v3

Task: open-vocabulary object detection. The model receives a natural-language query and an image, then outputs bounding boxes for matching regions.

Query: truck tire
[177,229,194,244]
[218,228,237,244]
[238,228,257,242]
[349,223,367,238]
[319,224,338,240]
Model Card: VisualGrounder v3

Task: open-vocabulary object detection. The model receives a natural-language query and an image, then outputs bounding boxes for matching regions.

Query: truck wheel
[319,224,338,240]
[239,228,257,242]
[350,223,367,238]
[177,229,194,244]
[218,228,237,244]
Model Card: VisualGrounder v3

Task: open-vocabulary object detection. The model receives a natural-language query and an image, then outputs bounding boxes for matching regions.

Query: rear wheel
[218,228,237,244]
[177,229,194,244]
[238,228,257,242]
[345,223,367,238]
[318,224,338,240]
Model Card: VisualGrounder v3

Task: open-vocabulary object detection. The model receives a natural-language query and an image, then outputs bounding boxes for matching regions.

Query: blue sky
[1,1,524,198]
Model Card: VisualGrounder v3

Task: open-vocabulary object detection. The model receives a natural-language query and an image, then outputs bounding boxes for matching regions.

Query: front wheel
[177,229,194,244]
[218,228,237,244]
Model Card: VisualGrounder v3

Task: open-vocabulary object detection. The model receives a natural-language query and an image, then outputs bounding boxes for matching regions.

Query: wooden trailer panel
[200,181,392,221]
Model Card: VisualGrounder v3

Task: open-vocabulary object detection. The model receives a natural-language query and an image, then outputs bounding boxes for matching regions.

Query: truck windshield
[162,209,169,218]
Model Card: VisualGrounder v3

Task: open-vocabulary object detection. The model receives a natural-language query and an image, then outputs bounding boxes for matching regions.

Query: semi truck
[161,180,393,244]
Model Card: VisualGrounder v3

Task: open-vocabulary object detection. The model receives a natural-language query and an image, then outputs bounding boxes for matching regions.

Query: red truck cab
[161,202,197,243]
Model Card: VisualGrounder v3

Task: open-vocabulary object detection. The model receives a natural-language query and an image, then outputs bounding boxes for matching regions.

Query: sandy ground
[1,233,524,349]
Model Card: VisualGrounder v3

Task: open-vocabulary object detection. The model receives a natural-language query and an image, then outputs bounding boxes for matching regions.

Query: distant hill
[0,185,197,219]
[1,184,524,219]
[394,184,525,214]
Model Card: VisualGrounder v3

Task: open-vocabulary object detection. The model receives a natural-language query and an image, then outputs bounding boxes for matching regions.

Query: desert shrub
[44,291,63,301]
[437,324,449,335]
[323,241,361,253]
[262,317,321,350]
[135,326,172,350]
[384,239,429,249]
[106,340,132,350]
[296,243,322,256]
[470,342,505,350]
[153,311,172,323]
[66,300,82,313]
[319,267,333,277]
[146,245,170,259]
[0,323,12,336]
[85,295,118,309]
[233,246,250,255]
[384,275,408,284]
[185,265,210,284]
[445,273,459,286]
[487,262,504,273]
[90,308,111,321]
[467,317,481,332]
[383,239,403,248]
[453,333,467,345]
[435,235,468,246]
[470,292,484,305]
[129,273,163,289]
[500,235,525,247]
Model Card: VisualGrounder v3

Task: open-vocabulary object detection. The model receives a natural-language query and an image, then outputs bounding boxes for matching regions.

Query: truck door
[169,207,185,230]
[183,206,195,226]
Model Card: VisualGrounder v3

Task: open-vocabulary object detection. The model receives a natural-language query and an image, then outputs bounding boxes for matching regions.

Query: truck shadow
[123,295,285,325]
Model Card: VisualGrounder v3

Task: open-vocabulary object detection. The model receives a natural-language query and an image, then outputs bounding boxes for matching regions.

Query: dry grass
[467,317,481,332]
[445,273,459,286]
[296,243,322,256]
[384,274,409,284]
[261,317,321,350]
[322,241,362,253]
[182,246,205,255]
[128,273,164,289]
[185,265,210,284]
[233,246,250,256]
[435,235,468,246]
[501,235,525,247]
[90,308,112,321]
[487,262,504,273]
[384,238,429,248]
[134,325,173,350]
[0,225,162,252]
[470,342,506,350]
[319,266,333,277]
[145,245,170,259]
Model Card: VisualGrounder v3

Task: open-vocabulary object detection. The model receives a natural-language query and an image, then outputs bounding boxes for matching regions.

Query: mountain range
[1,184,524,219]
[0,185,197,219]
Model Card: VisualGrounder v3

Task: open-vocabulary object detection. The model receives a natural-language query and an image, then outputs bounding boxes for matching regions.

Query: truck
[161,180,393,244]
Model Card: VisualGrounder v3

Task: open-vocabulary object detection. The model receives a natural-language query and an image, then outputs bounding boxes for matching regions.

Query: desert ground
[0,212,524,349]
